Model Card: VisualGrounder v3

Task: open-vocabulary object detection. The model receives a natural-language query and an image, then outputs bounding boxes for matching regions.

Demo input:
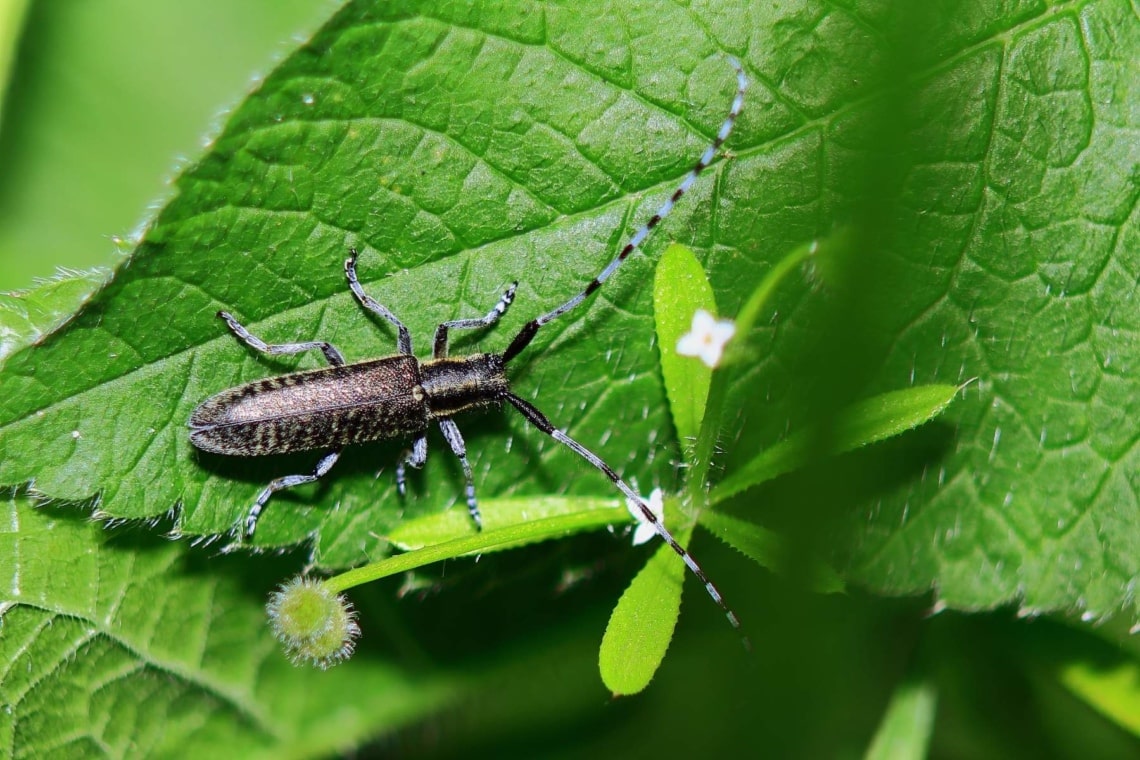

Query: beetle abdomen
[190,356,430,456]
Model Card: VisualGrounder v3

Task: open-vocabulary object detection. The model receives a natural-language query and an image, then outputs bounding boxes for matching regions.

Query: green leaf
[329,499,628,591]
[654,243,717,458]
[0,493,458,756]
[0,269,106,365]
[864,676,938,760]
[764,3,1140,618]
[712,384,961,504]
[386,495,621,550]
[599,527,691,696]
[699,510,843,593]
[1058,657,1140,739]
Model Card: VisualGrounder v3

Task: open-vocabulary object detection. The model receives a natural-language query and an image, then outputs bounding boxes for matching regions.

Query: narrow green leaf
[1058,657,1140,738]
[864,677,938,760]
[387,495,621,550]
[328,505,629,593]
[711,384,961,504]
[654,243,717,457]
[699,510,843,593]
[599,527,691,696]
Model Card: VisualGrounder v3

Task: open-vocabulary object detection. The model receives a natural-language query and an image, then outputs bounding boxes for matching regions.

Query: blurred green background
[0,0,331,291]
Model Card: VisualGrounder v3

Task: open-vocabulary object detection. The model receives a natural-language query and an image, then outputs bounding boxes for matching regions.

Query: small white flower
[676,309,736,368]
[626,488,665,546]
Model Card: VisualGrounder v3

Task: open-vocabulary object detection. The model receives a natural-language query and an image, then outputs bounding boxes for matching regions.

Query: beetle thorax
[420,353,509,419]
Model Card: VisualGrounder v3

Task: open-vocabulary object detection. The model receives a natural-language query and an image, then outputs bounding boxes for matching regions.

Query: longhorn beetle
[190,58,748,630]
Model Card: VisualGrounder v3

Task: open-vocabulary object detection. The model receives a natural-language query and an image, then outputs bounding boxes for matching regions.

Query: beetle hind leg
[244,449,342,537]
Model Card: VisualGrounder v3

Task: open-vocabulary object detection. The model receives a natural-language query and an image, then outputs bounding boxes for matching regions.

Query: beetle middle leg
[245,449,342,537]
[395,435,427,497]
[432,282,518,358]
[218,311,345,366]
[438,418,482,530]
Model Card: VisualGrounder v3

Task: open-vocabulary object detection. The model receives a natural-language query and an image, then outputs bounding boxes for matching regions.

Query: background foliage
[2,0,1140,757]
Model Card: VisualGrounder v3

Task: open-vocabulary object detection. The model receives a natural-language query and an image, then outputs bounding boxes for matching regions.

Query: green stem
[686,237,820,504]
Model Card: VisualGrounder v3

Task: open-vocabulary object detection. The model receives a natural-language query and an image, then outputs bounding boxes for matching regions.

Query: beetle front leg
[346,249,414,356]
[432,281,518,358]
[245,449,341,537]
[438,418,482,530]
[219,311,345,367]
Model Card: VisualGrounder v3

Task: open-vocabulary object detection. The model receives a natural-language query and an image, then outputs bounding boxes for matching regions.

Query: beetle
[190,58,747,628]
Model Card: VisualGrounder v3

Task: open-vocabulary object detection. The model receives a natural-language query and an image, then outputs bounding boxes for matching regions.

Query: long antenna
[501,58,750,640]
[503,56,748,364]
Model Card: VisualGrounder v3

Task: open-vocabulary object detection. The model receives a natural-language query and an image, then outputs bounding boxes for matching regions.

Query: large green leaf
[0,0,1138,714]
[823,0,1140,617]
[0,493,457,756]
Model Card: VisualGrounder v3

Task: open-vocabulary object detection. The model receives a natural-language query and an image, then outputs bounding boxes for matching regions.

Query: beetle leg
[395,435,428,497]
[345,249,414,356]
[218,311,345,367]
[244,449,342,537]
[432,281,518,358]
[438,418,482,530]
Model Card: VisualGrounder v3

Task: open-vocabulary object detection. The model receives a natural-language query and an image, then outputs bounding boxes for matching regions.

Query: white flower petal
[676,331,704,357]
[698,341,722,367]
[691,308,718,332]
[710,319,736,343]
[626,488,665,546]
[632,523,656,546]
[676,308,736,368]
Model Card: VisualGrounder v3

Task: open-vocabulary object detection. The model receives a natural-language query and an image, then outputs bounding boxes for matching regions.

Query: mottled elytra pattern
[189,58,748,630]
[190,357,430,455]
